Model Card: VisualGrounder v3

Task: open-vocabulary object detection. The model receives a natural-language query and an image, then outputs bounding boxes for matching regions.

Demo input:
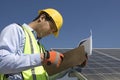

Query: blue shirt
[0,23,42,74]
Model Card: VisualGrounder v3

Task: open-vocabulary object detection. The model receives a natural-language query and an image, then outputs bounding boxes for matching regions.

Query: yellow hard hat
[38,8,63,37]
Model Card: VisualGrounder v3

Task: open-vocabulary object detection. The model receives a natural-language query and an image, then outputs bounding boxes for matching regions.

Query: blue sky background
[0,0,120,49]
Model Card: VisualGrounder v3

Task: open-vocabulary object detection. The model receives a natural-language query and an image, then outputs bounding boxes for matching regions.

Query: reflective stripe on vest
[22,26,48,80]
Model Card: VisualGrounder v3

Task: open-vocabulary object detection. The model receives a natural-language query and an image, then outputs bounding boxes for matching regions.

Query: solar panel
[81,49,120,80]
[53,48,120,80]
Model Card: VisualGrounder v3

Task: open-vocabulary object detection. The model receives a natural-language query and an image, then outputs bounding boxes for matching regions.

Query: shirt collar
[22,23,38,39]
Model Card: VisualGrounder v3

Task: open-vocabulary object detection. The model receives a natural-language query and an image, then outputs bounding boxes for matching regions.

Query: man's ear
[38,14,46,22]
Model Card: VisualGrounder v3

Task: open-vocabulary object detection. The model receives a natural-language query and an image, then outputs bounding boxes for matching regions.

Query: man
[0,8,64,80]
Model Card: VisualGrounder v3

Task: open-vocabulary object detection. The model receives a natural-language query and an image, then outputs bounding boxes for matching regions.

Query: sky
[0,0,120,50]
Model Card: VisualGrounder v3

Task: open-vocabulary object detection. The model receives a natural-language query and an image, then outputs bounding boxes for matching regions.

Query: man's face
[36,15,57,38]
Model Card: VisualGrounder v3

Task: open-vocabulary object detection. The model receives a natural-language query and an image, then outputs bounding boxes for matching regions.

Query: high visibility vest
[0,26,48,80]
[0,74,4,80]
[22,26,48,80]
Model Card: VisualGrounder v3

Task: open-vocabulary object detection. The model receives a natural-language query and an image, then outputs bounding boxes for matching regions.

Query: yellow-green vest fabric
[0,74,4,80]
[0,26,48,80]
[22,26,48,80]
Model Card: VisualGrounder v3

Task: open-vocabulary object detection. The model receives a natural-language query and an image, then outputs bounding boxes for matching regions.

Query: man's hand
[43,50,64,67]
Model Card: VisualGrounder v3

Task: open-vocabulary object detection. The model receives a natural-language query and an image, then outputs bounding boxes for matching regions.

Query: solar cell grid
[81,49,120,80]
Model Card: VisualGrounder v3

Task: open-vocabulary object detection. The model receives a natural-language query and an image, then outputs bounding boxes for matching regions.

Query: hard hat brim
[53,31,59,37]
